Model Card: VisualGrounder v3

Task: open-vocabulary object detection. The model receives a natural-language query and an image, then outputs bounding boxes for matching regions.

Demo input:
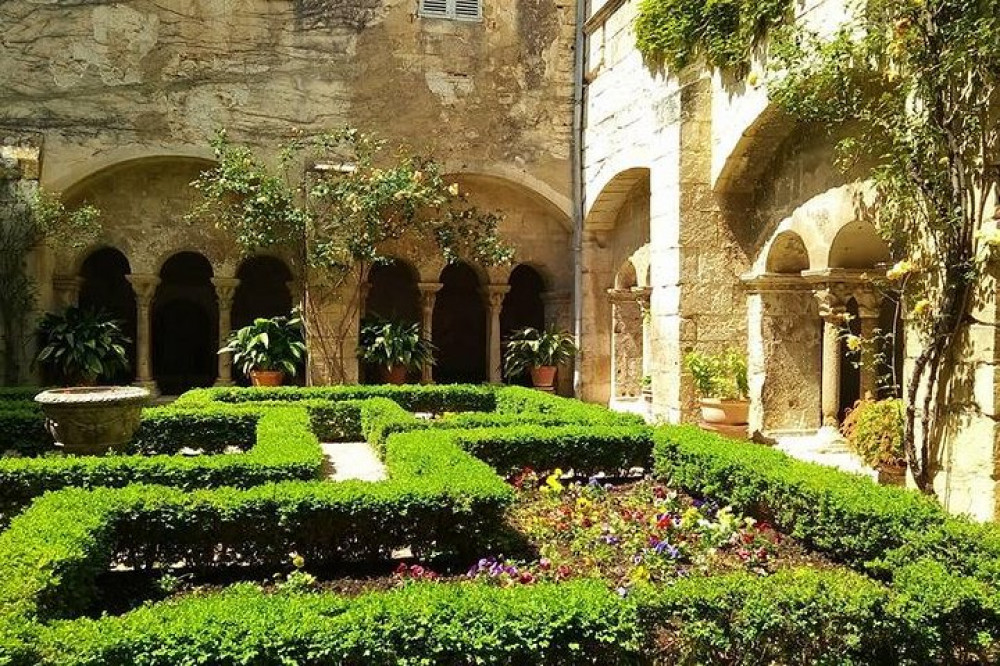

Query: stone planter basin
[35,386,150,456]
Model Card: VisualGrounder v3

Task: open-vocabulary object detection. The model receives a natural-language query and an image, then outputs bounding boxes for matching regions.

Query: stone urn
[35,386,150,455]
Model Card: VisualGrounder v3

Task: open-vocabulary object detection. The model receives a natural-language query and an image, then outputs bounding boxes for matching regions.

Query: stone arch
[365,259,421,324]
[77,246,137,383]
[585,167,650,233]
[433,261,487,384]
[232,255,294,330]
[828,221,890,269]
[442,165,573,223]
[45,147,216,194]
[765,231,810,274]
[713,103,798,194]
[153,251,217,395]
[500,264,547,384]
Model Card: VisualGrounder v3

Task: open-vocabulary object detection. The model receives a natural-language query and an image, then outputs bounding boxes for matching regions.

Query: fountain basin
[35,386,150,455]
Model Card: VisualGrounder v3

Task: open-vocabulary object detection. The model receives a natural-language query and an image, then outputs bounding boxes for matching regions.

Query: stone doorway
[153,252,217,395]
[230,256,294,386]
[433,262,487,384]
[500,264,546,385]
[78,247,136,383]
[362,260,421,384]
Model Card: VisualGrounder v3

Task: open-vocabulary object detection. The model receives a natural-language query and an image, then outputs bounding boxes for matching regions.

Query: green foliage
[220,312,307,378]
[683,349,748,400]
[634,0,792,74]
[502,327,578,378]
[357,317,435,371]
[34,307,130,385]
[841,398,906,469]
[0,401,48,456]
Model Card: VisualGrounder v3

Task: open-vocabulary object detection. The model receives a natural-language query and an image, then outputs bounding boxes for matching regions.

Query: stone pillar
[126,274,160,395]
[633,287,652,378]
[417,282,443,384]
[855,289,881,400]
[482,285,510,384]
[212,277,240,387]
[815,288,847,428]
[51,275,83,309]
[542,290,573,396]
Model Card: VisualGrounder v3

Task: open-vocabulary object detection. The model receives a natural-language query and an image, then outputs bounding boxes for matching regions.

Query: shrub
[180,384,497,413]
[130,407,258,455]
[841,398,906,468]
[0,403,50,457]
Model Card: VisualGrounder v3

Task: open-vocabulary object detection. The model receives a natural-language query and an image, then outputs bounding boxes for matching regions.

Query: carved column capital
[211,277,241,307]
[126,274,160,306]
[482,284,511,311]
[854,288,882,320]
[813,287,848,322]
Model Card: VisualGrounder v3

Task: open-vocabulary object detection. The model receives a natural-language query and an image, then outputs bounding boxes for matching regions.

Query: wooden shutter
[454,0,481,20]
[419,0,448,17]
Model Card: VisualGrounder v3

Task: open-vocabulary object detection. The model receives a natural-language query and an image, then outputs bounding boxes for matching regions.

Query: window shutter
[419,0,448,17]
[454,0,481,20]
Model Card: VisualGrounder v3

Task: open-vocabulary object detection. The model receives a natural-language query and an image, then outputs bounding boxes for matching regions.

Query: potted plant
[220,312,306,387]
[841,398,907,485]
[684,349,749,426]
[503,327,578,391]
[357,317,435,385]
[35,306,131,386]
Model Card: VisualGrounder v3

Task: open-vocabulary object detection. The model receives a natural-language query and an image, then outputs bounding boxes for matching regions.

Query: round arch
[78,246,137,383]
[433,262,487,384]
[585,167,651,234]
[766,231,810,274]
[232,255,294,331]
[500,264,547,384]
[153,251,217,395]
[829,221,891,269]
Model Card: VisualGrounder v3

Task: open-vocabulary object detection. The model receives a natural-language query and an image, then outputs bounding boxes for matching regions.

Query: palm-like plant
[220,312,307,379]
[357,317,436,371]
[35,306,130,385]
[502,327,578,379]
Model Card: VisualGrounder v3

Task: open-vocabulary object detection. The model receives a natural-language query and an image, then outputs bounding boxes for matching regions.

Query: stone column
[855,289,882,401]
[212,277,240,387]
[126,274,160,395]
[482,285,510,384]
[815,288,847,428]
[417,282,443,384]
[542,290,573,396]
[51,275,83,309]
[632,287,653,378]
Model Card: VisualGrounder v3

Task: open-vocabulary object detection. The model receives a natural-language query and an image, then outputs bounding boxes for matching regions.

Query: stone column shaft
[815,288,846,428]
[855,290,882,401]
[126,274,160,395]
[417,282,443,384]
[483,285,511,384]
[212,277,240,387]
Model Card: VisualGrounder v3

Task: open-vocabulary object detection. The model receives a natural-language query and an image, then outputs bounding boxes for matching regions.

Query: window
[418,0,482,21]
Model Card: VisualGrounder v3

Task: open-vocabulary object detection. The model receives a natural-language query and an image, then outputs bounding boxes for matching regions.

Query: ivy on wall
[634,0,793,75]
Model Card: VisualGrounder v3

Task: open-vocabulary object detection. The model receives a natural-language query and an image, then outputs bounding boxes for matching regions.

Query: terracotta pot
[250,369,285,387]
[698,398,749,426]
[381,365,409,385]
[530,365,557,390]
[877,464,907,487]
[35,386,150,456]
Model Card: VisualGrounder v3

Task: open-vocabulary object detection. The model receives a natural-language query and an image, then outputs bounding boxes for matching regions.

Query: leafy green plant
[841,398,906,469]
[357,317,435,371]
[683,350,748,400]
[502,327,578,378]
[35,306,130,385]
[220,312,306,379]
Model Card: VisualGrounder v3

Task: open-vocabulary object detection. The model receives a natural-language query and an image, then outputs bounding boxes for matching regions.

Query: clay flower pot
[250,369,285,387]
[35,386,150,456]
[530,365,558,391]
[381,365,409,385]
[698,398,749,426]
[877,463,907,487]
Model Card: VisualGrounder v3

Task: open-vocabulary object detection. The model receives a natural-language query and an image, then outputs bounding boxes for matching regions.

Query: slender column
[417,282,443,384]
[815,288,847,428]
[212,277,240,387]
[855,289,882,400]
[632,287,653,377]
[51,275,83,309]
[126,274,160,395]
[482,285,511,384]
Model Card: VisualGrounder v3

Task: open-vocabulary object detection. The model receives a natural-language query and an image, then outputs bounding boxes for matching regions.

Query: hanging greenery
[634,0,793,75]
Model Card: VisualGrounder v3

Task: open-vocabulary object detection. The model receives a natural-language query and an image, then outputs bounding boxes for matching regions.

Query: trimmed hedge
[0,406,322,518]
[652,424,1000,589]
[0,403,49,456]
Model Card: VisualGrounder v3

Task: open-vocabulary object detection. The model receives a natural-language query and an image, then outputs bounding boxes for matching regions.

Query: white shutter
[419,0,448,17]
[454,0,481,20]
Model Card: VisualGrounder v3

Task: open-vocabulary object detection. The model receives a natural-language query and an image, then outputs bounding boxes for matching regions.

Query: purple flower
[653,540,680,559]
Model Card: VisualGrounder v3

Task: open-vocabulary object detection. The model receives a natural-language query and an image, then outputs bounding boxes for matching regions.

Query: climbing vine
[634,0,793,75]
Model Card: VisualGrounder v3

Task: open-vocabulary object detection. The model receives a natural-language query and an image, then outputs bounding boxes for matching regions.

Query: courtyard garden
[0,383,998,665]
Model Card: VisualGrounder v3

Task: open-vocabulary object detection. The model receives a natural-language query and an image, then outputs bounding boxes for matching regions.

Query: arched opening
[232,256,293,331]
[433,262,486,384]
[877,294,905,399]
[362,260,422,384]
[611,260,644,399]
[153,252,217,395]
[838,297,862,421]
[765,231,810,274]
[500,264,547,384]
[829,221,890,269]
[78,247,136,383]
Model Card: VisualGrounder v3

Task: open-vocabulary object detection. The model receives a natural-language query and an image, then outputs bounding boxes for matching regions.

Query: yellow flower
[448,183,460,197]
[886,260,915,281]
[290,552,305,569]
[845,334,862,352]
[976,228,1000,247]
[913,299,931,316]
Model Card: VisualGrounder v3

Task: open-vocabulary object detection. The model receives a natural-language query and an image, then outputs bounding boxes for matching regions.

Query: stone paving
[320,442,388,482]
[775,428,877,481]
